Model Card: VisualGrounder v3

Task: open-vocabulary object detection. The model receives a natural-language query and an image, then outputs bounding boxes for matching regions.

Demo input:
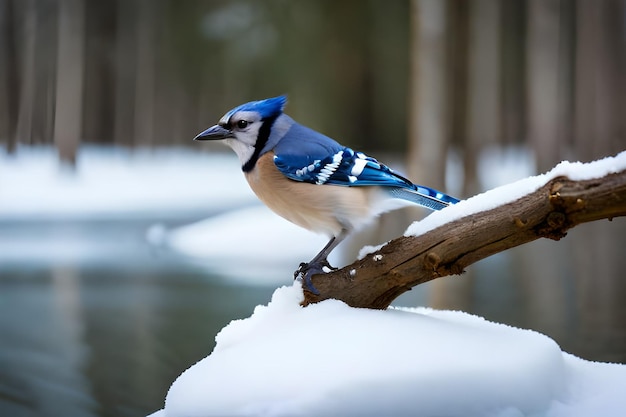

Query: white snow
[165,205,331,285]
[0,145,255,220]
[151,285,626,417]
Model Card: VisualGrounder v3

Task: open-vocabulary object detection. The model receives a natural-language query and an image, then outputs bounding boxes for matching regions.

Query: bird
[194,95,459,294]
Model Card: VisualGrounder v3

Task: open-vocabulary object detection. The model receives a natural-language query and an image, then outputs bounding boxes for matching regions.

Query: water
[0,216,276,417]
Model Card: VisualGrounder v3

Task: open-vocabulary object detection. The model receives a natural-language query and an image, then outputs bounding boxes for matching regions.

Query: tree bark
[302,161,626,309]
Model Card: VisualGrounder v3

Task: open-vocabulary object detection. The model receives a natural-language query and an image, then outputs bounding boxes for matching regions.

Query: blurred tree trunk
[54,0,85,165]
[464,0,501,196]
[113,0,137,145]
[574,0,625,160]
[572,0,626,363]
[14,0,37,145]
[0,0,19,152]
[34,1,58,145]
[447,0,469,153]
[526,0,568,172]
[500,0,526,146]
[82,2,116,143]
[133,0,157,146]
[407,0,447,192]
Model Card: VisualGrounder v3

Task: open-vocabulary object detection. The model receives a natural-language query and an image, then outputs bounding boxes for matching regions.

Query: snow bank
[0,145,254,219]
[151,285,626,417]
[165,205,331,285]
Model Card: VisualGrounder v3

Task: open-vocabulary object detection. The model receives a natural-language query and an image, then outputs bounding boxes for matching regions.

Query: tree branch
[303,164,626,309]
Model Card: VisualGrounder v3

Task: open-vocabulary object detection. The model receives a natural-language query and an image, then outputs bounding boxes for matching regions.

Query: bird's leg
[295,228,349,295]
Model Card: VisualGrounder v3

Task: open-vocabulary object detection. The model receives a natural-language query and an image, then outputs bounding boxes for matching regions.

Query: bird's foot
[294,260,338,295]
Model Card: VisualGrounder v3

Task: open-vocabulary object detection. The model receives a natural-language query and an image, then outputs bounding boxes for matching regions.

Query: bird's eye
[236,120,249,129]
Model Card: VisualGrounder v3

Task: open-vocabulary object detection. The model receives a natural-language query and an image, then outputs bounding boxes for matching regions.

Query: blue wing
[273,147,459,210]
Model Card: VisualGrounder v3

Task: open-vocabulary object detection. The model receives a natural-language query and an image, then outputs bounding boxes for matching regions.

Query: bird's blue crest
[224,95,287,121]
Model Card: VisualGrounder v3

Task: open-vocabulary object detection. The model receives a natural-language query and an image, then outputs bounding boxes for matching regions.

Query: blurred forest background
[2,0,623,167]
[1,0,626,382]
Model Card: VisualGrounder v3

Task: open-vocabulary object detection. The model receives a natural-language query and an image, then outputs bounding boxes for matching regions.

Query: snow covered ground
[149,151,626,417]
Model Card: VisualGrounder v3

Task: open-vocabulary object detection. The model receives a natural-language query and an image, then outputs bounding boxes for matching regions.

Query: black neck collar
[242,115,278,172]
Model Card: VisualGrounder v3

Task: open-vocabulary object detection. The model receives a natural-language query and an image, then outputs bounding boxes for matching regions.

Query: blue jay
[195,96,459,294]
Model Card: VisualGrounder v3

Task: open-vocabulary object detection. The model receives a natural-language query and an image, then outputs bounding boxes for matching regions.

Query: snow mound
[151,285,626,417]
[166,205,331,285]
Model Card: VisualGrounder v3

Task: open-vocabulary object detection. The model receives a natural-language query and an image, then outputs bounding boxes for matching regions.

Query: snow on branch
[303,152,626,309]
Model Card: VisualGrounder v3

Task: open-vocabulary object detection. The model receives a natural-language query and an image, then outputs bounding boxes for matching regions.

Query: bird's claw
[294,260,337,295]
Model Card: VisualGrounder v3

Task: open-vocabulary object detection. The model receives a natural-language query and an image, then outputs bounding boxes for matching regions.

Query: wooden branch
[303,167,626,309]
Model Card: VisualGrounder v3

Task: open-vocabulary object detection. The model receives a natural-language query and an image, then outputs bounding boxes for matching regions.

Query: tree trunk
[571,0,626,362]
[133,0,157,146]
[0,0,19,152]
[14,0,37,145]
[464,0,501,196]
[54,0,85,165]
[113,0,137,145]
[526,0,563,172]
[407,0,447,191]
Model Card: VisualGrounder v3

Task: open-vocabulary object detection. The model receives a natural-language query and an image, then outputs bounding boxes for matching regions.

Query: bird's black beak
[194,124,234,141]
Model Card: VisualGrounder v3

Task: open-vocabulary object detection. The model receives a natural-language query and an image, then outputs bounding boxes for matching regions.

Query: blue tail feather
[388,186,458,211]
[413,185,460,206]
